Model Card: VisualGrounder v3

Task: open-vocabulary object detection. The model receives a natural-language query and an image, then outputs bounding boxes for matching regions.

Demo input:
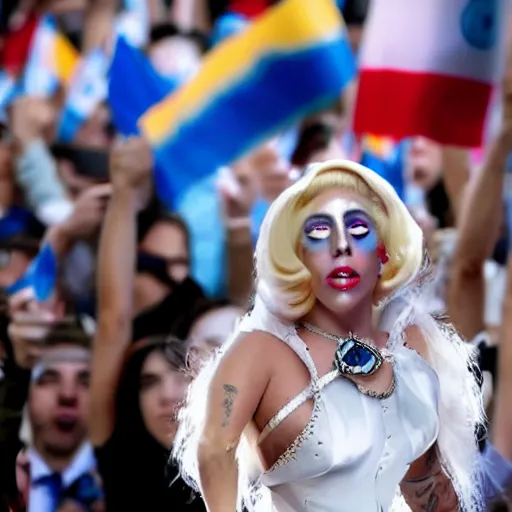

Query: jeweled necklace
[298,322,396,399]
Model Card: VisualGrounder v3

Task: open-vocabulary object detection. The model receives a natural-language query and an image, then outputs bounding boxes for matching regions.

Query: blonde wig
[255,160,424,320]
[174,160,485,512]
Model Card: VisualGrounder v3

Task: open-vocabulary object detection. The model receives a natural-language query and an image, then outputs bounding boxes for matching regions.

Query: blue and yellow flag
[109,37,174,137]
[57,48,109,142]
[139,0,355,207]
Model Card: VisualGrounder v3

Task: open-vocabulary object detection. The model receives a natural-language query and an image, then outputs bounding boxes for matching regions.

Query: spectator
[23,322,102,512]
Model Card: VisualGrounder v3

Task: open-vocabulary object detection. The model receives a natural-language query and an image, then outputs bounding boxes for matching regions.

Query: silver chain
[298,322,347,343]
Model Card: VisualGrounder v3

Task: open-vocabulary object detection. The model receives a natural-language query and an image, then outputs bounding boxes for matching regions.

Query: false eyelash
[304,223,330,236]
[349,221,368,228]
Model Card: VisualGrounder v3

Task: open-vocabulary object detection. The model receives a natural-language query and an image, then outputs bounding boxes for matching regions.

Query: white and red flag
[354,0,510,147]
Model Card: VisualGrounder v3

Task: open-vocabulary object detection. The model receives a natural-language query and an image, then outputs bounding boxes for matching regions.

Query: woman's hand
[10,97,55,150]
[7,289,58,369]
[109,137,153,210]
[54,184,113,248]
[109,137,153,189]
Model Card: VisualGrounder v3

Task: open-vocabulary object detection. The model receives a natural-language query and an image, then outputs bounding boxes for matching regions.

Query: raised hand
[61,184,113,241]
[11,96,55,148]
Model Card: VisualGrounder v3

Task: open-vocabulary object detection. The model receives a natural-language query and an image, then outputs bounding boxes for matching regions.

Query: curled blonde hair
[255,159,424,321]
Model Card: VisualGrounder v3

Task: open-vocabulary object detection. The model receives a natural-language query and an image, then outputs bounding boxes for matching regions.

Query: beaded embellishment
[267,397,322,472]
[298,322,396,400]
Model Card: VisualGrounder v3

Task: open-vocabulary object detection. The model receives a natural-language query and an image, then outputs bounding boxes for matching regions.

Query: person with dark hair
[133,211,192,318]
[89,138,206,510]
[94,337,202,511]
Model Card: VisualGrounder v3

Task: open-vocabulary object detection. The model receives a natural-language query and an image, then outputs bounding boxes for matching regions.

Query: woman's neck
[302,300,381,344]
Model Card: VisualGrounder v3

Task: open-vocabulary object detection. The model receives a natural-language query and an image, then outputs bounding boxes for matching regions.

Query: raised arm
[447,52,512,340]
[440,146,470,224]
[198,331,274,512]
[82,0,117,54]
[219,167,255,308]
[491,235,512,469]
[88,138,153,445]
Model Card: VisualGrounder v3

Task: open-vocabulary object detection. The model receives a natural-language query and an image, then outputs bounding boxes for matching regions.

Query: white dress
[236,296,440,512]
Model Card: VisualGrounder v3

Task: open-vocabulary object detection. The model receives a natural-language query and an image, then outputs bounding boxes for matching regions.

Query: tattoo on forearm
[423,493,439,512]
[221,384,238,427]
[402,449,458,512]
[402,475,455,512]
[415,480,435,499]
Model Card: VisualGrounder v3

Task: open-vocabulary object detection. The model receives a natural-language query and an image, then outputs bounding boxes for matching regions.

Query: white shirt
[28,443,96,512]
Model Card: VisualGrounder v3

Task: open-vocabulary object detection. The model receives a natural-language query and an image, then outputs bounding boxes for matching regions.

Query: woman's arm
[198,331,274,512]
[492,255,512,463]
[226,220,254,307]
[88,138,153,446]
[440,147,470,224]
[400,326,460,510]
[400,446,458,512]
[11,98,74,226]
[82,0,117,54]
[221,170,255,307]
[448,37,512,341]
[447,126,512,341]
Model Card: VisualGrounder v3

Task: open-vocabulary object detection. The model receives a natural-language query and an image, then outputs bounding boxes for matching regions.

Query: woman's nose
[331,231,351,258]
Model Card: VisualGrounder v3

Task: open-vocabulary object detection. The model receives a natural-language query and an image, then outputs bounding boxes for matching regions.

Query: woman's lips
[326,266,360,291]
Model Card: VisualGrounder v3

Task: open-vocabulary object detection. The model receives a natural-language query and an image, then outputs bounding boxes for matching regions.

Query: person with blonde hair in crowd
[174,160,485,512]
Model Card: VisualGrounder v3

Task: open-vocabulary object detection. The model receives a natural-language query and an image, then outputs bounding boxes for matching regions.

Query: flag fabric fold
[22,15,79,97]
[354,0,509,147]
[0,71,17,109]
[108,36,174,137]
[139,0,355,208]
[115,0,150,48]
[359,134,405,199]
[6,243,58,302]
[57,48,109,142]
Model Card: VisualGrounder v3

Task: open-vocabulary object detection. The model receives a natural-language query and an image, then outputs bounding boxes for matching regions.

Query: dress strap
[257,369,339,445]
[239,294,320,378]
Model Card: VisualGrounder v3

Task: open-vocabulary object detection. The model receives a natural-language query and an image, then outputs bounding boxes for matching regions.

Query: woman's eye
[348,223,369,237]
[306,225,331,240]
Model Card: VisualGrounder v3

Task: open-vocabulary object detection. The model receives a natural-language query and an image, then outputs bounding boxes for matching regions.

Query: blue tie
[36,472,62,511]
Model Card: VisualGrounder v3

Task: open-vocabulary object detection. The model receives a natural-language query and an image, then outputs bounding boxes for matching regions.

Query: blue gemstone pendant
[334,333,383,376]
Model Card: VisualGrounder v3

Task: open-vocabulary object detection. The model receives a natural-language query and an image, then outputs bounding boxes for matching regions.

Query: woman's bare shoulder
[229,329,290,355]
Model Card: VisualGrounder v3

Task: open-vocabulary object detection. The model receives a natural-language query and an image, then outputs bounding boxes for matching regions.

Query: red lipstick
[326,266,360,291]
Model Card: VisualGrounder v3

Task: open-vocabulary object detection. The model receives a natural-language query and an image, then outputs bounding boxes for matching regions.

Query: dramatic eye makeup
[303,215,332,241]
[346,219,370,238]
[344,210,374,238]
[344,209,378,252]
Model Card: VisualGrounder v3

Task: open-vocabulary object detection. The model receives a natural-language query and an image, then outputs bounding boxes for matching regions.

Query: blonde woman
[175,160,484,512]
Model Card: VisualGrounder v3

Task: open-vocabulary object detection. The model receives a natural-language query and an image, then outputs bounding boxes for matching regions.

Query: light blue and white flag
[115,0,149,48]
[57,48,109,142]
[0,70,17,109]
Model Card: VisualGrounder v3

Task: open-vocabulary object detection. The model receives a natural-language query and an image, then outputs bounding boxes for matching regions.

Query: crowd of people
[0,0,512,511]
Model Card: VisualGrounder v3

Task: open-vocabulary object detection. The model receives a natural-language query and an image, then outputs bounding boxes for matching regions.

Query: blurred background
[0,0,512,510]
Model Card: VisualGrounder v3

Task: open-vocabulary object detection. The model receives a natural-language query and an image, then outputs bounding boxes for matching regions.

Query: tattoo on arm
[401,448,458,512]
[221,384,238,427]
